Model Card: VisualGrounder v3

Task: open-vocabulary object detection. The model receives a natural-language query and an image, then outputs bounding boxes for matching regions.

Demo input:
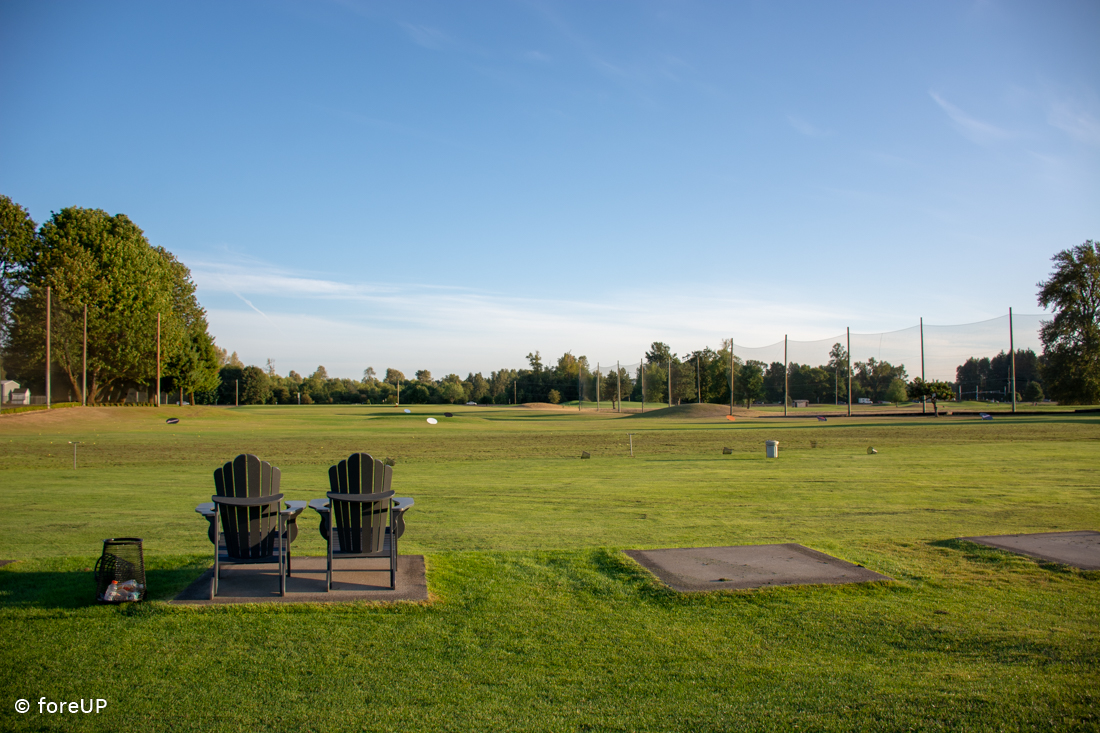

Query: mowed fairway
[0,405,1097,732]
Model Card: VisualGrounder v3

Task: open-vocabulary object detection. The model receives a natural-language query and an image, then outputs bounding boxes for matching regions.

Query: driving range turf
[0,405,1097,732]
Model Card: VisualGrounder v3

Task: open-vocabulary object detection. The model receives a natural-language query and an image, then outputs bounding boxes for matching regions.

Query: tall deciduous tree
[7,207,210,404]
[0,196,37,362]
[908,378,953,416]
[1037,241,1100,405]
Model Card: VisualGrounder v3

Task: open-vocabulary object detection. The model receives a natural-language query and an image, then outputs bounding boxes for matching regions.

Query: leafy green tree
[384,368,405,386]
[884,378,908,405]
[6,207,205,404]
[908,378,954,416]
[853,358,908,402]
[1023,380,1044,402]
[734,361,765,407]
[1037,241,1100,404]
[0,196,36,371]
[547,389,561,404]
[167,327,221,405]
[239,365,272,404]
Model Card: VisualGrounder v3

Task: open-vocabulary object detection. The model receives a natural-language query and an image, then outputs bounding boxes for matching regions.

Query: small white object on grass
[868,447,878,454]
[426,417,438,425]
[404,408,411,414]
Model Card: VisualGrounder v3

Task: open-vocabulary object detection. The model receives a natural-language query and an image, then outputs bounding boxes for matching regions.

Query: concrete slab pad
[960,530,1100,570]
[624,544,890,592]
[171,554,428,605]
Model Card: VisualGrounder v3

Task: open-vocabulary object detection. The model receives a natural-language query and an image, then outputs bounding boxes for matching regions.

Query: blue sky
[2,0,1097,379]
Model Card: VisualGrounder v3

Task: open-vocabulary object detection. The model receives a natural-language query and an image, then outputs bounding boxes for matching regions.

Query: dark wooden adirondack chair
[308,453,413,590]
[195,454,303,599]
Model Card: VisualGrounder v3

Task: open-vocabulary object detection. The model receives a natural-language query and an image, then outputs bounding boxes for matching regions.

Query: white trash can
[765,440,779,458]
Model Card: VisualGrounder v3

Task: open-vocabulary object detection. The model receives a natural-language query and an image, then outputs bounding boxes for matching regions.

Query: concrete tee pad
[624,544,889,592]
[960,530,1100,570]
[172,554,428,605]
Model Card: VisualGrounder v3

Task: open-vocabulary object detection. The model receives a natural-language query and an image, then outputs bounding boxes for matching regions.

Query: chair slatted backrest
[213,454,281,559]
[329,452,392,554]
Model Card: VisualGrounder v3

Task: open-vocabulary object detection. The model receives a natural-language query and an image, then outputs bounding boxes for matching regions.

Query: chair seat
[328,531,394,559]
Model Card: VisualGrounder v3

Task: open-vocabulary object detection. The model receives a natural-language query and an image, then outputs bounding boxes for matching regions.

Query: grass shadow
[0,555,210,609]
[929,538,1086,577]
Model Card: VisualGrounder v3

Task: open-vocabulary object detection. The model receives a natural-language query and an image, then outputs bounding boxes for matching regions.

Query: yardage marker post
[1010,307,1016,414]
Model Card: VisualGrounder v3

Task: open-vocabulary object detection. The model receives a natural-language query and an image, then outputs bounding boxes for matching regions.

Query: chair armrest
[392,497,414,513]
[196,502,215,516]
[281,505,305,519]
[284,500,309,512]
[212,493,284,507]
[309,498,330,514]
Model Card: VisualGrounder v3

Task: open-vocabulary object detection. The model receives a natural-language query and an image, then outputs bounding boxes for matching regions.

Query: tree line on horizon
[2,195,1096,407]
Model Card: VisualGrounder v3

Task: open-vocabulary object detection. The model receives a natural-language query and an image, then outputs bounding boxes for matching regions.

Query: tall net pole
[667,357,671,407]
[596,362,600,412]
[696,354,701,404]
[46,286,51,409]
[726,334,734,413]
[578,365,581,411]
[156,312,161,407]
[641,354,645,414]
[846,327,852,417]
[1010,307,1016,413]
[920,317,926,414]
[82,304,87,406]
[616,361,621,413]
[783,334,788,417]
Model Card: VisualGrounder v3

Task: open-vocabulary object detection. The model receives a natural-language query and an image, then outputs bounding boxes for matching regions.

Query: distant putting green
[0,405,1097,732]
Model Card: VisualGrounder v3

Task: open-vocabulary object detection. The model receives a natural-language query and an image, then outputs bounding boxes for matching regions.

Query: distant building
[858,397,872,404]
[9,388,31,406]
[792,399,809,408]
[1,380,19,403]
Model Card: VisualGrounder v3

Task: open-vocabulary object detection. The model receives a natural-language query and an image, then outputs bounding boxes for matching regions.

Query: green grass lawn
[0,405,1097,731]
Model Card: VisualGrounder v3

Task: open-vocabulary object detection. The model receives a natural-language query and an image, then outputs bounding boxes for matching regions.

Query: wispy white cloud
[192,258,980,378]
[787,115,831,138]
[1048,101,1100,146]
[399,22,452,50]
[929,91,1014,144]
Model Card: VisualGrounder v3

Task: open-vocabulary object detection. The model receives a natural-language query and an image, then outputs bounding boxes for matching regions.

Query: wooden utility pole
[846,327,852,417]
[696,354,700,404]
[235,379,239,407]
[667,357,672,407]
[641,354,645,414]
[783,335,788,417]
[83,304,88,406]
[920,317,926,414]
[514,380,517,405]
[616,361,621,413]
[596,363,600,411]
[578,365,582,411]
[156,313,161,407]
[46,286,51,409]
[1010,307,1017,414]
